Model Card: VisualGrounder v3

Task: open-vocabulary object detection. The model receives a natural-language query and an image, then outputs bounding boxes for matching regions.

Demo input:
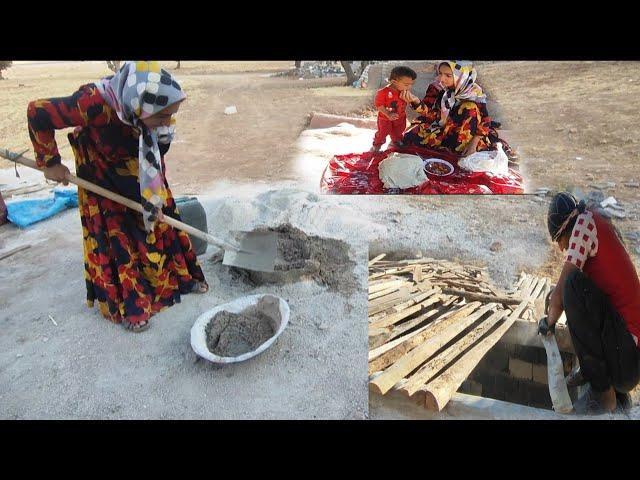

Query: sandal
[122,319,151,333]
[191,281,209,294]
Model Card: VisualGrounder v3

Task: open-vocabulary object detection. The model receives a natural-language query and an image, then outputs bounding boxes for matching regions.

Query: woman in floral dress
[401,60,518,162]
[27,61,207,332]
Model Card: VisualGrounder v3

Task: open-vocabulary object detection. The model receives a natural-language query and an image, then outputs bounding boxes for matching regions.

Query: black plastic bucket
[175,196,208,256]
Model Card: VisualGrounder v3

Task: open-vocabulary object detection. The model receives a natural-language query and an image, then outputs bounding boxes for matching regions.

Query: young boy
[371,66,417,152]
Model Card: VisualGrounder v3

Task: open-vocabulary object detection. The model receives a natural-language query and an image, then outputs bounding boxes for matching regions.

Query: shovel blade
[222,230,278,272]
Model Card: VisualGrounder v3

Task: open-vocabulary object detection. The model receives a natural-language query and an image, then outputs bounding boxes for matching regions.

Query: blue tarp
[6,188,78,228]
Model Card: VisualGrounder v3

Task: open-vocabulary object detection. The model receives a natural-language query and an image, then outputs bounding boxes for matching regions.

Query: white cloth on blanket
[378,153,428,189]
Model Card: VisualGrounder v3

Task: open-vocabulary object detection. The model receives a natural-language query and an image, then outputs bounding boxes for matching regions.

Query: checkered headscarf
[438,60,487,127]
[96,61,186,231]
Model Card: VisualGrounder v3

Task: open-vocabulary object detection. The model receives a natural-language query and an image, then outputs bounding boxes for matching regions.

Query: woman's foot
[122,319,151,333]
[191,281,209,294]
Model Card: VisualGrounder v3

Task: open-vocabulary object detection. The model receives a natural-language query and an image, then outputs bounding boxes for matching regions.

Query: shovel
[0,148,277,273]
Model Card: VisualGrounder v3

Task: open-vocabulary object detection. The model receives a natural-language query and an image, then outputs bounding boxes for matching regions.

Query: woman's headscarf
[95,61,186,231]
[437,60,487,127]
[547,192,587,241]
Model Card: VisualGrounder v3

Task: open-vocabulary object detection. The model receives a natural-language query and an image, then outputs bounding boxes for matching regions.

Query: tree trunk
[340,61,357,86]
[176,61,181,69]
[106,61,121,73]
[295,60,302,69]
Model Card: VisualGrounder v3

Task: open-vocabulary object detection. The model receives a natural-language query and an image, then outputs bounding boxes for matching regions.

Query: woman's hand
[400,90,420,105]
[461,137,481,157]
[43,163,70,185]
[386,112,400,121]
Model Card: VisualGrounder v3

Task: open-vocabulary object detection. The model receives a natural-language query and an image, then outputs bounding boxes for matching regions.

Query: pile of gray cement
[232,224,357,293]
[205,297,281,357]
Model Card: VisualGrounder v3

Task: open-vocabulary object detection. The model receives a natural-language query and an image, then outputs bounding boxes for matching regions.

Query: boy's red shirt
[375,85,407,118]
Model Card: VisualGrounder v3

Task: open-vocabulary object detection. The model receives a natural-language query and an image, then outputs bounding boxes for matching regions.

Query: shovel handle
[0,149,241,252]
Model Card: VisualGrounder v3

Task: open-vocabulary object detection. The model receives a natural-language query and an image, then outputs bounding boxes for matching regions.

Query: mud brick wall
[458,342,578,410]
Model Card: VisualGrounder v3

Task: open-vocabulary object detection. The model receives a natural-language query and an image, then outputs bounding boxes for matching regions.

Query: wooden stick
[368,254,386,266]
[0,149,241,252]
[0,244,31,261]
[441,288,522,306]
[1,184,48,196]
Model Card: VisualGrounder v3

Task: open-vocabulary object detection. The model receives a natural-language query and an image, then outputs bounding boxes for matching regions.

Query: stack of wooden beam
[368,254,549,412]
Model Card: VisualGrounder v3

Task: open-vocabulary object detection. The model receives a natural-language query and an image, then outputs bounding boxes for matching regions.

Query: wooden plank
[368,302,483,375]
[369,302,497,394]
[369,279,406,295]
[369,283,413,301]
[368,272,388,281]
[391,287,441,313]
[368,323,433,362]
[530,276,546,301]
[385,306,443,343]
[369,294,443,330]
[420,298,532,411]
[369,326,391,337]
[412,265,422,283]
[399,309,508,396]
[369,284,413,304]
[368,275,404,288]
[368,254,386,266]
[385,295,462,343]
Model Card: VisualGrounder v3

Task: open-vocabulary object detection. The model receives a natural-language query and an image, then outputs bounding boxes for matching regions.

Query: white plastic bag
[458,142,509,175]
[378,153,428,189]
[190,294,290,364]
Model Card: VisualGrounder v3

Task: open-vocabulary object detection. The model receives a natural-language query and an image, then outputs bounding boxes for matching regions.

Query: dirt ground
[0,186,369,420]
[0,61,371,192]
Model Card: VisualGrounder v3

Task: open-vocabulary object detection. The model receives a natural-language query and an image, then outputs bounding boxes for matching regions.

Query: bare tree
[106,61,121,73]
[340,61,357,86]
[0,61,12,80]
[358,61,372,76]
[176,61,180,69]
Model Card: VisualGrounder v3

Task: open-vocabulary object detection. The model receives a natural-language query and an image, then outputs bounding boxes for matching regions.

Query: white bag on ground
[191,294,290,364]
[458,142,509,175]
[378,153,428,189]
